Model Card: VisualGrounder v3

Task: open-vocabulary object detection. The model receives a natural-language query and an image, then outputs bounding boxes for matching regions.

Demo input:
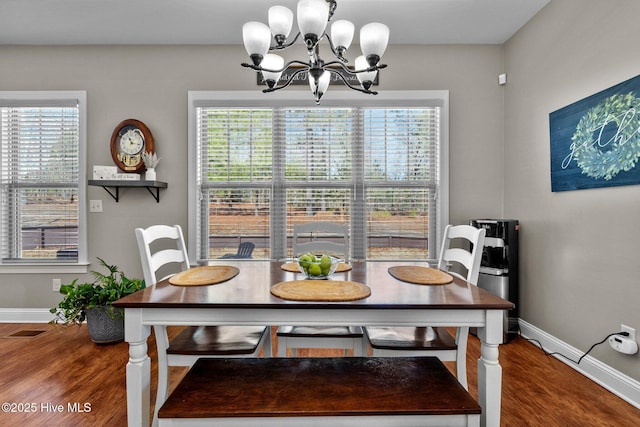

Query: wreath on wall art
[570,92,640,180]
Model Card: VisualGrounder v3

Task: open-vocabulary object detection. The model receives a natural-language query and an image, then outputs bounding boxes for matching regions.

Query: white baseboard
[519,319,640,409]
[0,308,55,323]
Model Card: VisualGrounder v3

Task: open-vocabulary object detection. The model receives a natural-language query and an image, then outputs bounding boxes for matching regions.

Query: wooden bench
[158,356,480,427]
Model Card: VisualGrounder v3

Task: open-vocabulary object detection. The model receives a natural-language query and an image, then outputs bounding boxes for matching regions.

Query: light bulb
[331,20,354,52]
[360,23,390,66]
[268,6,293,45]
[297,0,329,49]
[242,21,272,66]
[355,55,377,90]
[261,54,285,89]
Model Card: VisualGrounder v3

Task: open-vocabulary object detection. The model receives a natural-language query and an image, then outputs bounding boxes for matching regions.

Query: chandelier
[241,0,390,104]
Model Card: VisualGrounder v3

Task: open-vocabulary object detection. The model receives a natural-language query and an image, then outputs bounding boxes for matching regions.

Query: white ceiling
[0,0,550,45]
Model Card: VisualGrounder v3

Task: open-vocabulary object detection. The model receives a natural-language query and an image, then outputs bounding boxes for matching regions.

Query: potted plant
[50,257,145,344]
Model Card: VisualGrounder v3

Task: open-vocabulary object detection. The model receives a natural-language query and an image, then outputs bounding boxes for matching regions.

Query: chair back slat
[437,224,486,285]
[292,221,349,261]
[135,224,190,286]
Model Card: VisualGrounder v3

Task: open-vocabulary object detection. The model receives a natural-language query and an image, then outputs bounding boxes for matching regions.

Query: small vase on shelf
[142,152,160,182]
[145,168,156,181]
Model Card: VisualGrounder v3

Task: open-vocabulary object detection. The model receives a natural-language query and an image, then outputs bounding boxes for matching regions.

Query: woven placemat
[271,280,371,302]
[168,266,239,286]
[281,262,352,273]
[388,266,453,285]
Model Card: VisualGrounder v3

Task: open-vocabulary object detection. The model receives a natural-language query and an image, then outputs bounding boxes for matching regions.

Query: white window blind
[0,93,85,265]
[190,92,446,262]
[278,108,354,258]
[362,108,439,259]
[195,108,272,259]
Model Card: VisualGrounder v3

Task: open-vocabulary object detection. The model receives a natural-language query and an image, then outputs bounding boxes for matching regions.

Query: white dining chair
[364,224,486,389]
[135,224,271,427]
[276,221,366,357]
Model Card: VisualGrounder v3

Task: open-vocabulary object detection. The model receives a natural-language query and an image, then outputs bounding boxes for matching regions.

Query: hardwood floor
[0,323,638,426]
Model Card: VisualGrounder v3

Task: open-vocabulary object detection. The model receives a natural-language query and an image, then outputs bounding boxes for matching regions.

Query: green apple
[308,263,322,276]
[299,254,312,268]
[320,255,332,268]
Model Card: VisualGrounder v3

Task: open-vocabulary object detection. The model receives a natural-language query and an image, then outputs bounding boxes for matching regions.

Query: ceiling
[0,0,550,46]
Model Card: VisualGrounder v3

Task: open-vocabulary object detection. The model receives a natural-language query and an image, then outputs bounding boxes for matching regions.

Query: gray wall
[0,44,505,307]
[504,0,640,378]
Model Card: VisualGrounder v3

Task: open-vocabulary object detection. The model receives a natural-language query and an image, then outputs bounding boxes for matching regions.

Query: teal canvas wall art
[549,74,640,192]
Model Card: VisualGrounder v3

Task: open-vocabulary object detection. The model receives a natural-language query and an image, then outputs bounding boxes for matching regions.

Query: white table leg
[124,308,151,427]
[476,310,503,427]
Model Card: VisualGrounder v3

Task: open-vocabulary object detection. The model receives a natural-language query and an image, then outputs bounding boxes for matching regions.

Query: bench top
[159,356,481,419]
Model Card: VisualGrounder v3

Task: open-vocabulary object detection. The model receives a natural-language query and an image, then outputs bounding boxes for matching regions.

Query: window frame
[0,91,88,273]
[188,90,449,264]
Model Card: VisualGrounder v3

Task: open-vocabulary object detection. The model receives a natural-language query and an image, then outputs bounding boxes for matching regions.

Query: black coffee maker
[470,219,519,343]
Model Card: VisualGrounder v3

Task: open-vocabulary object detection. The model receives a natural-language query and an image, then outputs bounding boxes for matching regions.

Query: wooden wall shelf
[88,180,168,203]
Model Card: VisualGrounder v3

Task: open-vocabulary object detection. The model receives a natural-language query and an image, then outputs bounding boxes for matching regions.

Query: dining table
[113,259,514,427]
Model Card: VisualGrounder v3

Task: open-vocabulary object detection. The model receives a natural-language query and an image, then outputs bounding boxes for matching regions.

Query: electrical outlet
[621,324,636,343]
[89,199,103,213]
[52,278,61,292]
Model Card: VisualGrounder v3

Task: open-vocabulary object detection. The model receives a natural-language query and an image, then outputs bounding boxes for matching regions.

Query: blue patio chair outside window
[219,241,255,259]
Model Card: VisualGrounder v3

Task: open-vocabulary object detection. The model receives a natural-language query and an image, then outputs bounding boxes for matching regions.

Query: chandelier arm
[262,67,310,93]
[325,68,378,95]
[326,0,337,21]
[242,60,309,73]
[280,60,311,71]
[323,61,387,76]
[270,32,302,51]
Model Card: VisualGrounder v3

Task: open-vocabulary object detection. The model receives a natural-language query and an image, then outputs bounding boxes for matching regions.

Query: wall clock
[110,118,155,173]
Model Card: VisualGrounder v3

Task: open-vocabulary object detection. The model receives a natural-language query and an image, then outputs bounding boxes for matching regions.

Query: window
[188,91,448,263]
[0,92,87,270]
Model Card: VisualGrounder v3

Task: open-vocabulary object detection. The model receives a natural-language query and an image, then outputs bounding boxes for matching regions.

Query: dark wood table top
[114,260,514,311]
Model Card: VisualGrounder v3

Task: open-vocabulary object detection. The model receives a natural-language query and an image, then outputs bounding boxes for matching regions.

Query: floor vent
[4,330,48,339]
